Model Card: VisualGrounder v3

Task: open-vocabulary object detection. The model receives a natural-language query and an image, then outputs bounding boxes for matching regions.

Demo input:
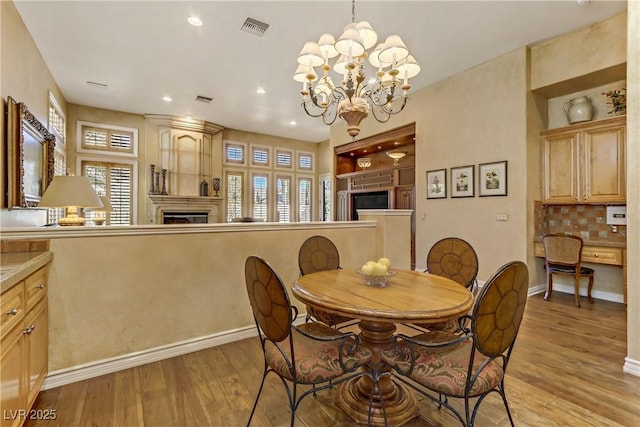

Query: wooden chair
[426,237,479,292]
[244,256,372,427]
[415,237,479,332]
[382,261,529,427]
[298,236,356,328]
[542,233,594,307]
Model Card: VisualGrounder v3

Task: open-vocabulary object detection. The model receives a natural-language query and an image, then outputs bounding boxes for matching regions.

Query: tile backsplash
[534,202,626,244]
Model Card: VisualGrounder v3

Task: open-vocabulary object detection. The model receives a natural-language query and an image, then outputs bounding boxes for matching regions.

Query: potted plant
[602,88,626,115]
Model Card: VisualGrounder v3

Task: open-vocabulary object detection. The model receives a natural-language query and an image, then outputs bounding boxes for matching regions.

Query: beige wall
[625,1,639,372]
[0,0,66,210]
[530,12,627,91]
[32,223,377,370]
[332,48,531,282]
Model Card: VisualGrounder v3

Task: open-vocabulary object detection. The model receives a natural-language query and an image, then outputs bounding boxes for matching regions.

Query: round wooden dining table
[292,268,474,427]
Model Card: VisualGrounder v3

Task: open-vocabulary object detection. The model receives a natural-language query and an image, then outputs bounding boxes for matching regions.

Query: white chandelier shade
[294,0,420,139]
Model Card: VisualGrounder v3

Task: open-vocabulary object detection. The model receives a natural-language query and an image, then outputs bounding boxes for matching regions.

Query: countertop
[1,251,53,293]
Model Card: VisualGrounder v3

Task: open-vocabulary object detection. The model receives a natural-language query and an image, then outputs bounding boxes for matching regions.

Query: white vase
[563,96,594,124]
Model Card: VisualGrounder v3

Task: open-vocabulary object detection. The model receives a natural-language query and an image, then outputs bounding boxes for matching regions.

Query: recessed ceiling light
[256,88,266,95]
[162,96,172,102]
[188,16,203,26]
[289,120,296,126]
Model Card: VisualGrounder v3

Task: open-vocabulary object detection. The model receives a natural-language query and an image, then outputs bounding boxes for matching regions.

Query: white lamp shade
[368,43,389,68]
[379,35,409,64]
[297,42,324,67]
[332,54,350,75]
[317,33,339,59]
[85,195,113,212]
[38,175,103,208]
[293,64,317,83]
[335,28,365,57]
[355,21,378,50]
[397,55,421,79]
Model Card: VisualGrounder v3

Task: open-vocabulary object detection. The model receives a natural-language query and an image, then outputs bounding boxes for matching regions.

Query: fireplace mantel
[148,195,222,224]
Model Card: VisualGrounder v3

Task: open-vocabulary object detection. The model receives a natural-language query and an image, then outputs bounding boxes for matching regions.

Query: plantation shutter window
[276,150,293,169]
[82,161,133,225]
[298,178,312,222]
[226,173,243,221]
[252,174,268,220]
[81,125,134,154]
[276,176,291,223]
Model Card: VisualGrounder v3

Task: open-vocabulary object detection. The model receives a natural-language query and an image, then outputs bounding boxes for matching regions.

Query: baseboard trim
[623,357,640,377]
[528,283,624,303]
[43,314,309,390]
[42,325,256,390]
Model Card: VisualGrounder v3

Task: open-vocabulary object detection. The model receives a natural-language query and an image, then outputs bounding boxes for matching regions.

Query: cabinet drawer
[1,284,25,340]
[534,241,623,266]
[582,246,622,266]
[24,266,48,310]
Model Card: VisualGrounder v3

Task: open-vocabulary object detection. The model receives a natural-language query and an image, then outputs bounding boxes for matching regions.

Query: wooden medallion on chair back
[426,237,479,289]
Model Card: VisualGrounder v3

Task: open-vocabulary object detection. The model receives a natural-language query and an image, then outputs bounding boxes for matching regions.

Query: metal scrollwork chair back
[383,261,529,427]
[244,255,371,427]
[298,236,356,328]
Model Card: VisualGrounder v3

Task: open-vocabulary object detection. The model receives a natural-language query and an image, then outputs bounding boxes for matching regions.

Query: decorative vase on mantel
[563,96,594,124]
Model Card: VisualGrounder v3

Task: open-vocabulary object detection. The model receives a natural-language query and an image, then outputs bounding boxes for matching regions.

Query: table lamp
[84,195,112,225]
[38,175,103,226]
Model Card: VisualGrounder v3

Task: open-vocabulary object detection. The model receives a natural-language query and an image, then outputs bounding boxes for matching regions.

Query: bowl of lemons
[357,257,396,286]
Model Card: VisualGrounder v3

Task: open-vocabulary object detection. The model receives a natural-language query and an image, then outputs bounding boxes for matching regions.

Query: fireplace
[351,191,389,220]
[163,211,209,224]
[148,195,221,224]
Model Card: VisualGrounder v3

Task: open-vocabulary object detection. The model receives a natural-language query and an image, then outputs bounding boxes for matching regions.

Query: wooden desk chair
[244,256,371,427]
[298,235,356,328]
[382,261,529,427]
[542,233,594,307]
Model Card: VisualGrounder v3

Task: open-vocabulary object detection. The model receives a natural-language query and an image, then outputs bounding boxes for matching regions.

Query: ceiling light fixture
[162,96,172,102]
[294,0,420,139]
[188,16,203,27]
[256,88,266,94]
[386,150,407,166]
[357,157,372,170]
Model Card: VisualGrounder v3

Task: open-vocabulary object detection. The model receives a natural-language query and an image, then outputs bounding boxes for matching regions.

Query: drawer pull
[594,253,599,257]
[23,324,35,335]
[6,308,18,316]
[35,284,45,289]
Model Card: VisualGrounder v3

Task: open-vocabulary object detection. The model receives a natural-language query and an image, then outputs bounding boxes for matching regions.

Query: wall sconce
[38,175,103,226]
[357,157,372,170]
[386,150,408,166]
[84,195,113,225]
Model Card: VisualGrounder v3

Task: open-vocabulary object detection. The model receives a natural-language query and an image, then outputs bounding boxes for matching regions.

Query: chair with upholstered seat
[426,237,479,292]
[244,255,371,427]
[543,233,594,307]
[298,235,356,328]
[414,237,479,333]
[382,261,529,427]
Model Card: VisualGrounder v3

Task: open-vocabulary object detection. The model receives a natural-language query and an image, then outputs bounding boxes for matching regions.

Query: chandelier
[294,0,420,139]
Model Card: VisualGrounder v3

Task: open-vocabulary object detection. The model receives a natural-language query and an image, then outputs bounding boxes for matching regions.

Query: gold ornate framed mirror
[6,96,56,208]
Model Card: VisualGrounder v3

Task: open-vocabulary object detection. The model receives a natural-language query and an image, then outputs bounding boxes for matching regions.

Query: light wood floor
[26,293,640,427]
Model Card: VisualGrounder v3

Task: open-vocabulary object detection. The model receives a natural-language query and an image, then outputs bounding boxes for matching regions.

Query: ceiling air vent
[241,17,269,37]
[195,95,213,103]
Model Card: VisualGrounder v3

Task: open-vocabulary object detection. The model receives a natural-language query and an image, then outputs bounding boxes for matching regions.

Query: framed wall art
[426,169,447,199]
[450,165,474,198]
[478,161,508,197]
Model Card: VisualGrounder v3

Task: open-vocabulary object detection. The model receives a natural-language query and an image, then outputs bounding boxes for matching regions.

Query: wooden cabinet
[1,265,49,427]
[541,116,625,204]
